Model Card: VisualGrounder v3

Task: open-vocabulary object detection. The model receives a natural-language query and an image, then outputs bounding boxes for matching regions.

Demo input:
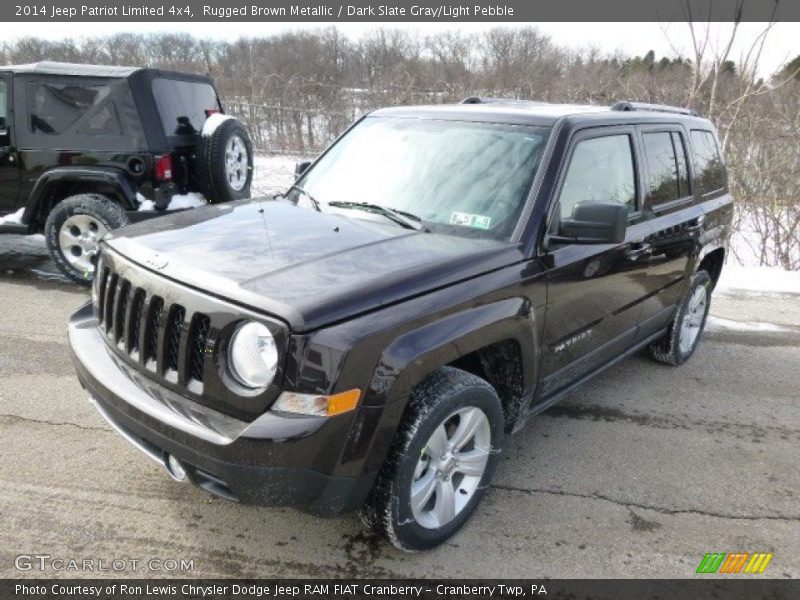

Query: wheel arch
[369,297,538,432]
[23,167,138,227]
[696,246,725,290]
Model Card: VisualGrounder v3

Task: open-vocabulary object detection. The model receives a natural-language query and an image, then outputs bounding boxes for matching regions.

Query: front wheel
[649,269,712,365]
[44,194,128,285]
[360,367,505,552]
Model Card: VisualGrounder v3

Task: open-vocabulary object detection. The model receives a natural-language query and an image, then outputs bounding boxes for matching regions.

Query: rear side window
[152,78,220,136]
[690,130,725,194]
[79,102,122,136]
[558,134,637,219]
[642,131,691,204]
[27,81,111,135]
[0,80,7,127]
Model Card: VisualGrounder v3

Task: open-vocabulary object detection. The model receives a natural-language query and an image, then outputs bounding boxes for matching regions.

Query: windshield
[290,117,550,239]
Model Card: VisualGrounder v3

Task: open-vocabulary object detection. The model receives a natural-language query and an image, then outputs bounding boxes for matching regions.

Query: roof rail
[459,97,538,105]
[611,101,698,117]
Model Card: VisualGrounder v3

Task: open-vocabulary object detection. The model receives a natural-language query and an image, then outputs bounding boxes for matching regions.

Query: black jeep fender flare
[23,166,139,226]
[339,297,540,481]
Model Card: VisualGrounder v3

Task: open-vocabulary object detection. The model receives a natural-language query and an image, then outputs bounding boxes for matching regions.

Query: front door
[537,127,653,401]
[0,73,20,215]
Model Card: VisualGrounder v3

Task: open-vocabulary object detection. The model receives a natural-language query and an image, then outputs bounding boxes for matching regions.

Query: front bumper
[68,303,375,514]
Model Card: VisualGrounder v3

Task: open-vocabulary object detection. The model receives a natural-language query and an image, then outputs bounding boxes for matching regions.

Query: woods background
[3,26,798,269]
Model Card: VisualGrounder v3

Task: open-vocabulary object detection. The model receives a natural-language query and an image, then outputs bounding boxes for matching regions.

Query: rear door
[537,126,654,401]
[635,125,701,339]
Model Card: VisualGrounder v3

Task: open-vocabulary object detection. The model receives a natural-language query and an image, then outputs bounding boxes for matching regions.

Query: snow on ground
[167,192,207,209]
[251,154,308,197]
[137,192,207,211]
[717,265,800,296]
[0,208,24,225]
[706,315,793,333]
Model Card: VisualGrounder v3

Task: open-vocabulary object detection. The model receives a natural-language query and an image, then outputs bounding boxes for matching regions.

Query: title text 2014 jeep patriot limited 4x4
[69,99,732,551]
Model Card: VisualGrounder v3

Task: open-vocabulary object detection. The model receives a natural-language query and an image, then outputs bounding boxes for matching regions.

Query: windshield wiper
[283,184,321,211]
[328,201,427,231]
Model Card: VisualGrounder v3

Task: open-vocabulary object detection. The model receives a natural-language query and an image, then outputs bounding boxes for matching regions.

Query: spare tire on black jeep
[197,116,254,203]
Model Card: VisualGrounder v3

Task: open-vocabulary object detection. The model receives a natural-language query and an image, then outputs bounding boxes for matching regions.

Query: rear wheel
[45,194,128,285]
[649,270,712,365]
[360,367,504,552]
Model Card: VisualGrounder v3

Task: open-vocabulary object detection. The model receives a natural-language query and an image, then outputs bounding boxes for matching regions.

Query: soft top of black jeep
[2,61,212,84]
[4,61,140,77]
[372,99,711,127]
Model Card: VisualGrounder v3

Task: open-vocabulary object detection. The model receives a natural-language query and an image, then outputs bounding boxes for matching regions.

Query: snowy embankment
[716,265,800,296]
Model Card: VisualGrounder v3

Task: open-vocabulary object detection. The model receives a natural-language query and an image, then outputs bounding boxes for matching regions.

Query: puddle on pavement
[0,234,79,290]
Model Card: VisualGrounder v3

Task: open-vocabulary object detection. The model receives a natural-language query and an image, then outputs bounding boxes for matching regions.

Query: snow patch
[168,192,207,209]
[706,315,793,333]
[136,192,156,211]
[0,207,24,225]
[201,113,234,137]
[717,265,800,296]
[137,192,208,211]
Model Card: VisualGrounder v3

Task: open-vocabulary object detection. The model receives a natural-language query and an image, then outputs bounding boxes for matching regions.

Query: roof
[371,99,708,127]
[2,61,141,78]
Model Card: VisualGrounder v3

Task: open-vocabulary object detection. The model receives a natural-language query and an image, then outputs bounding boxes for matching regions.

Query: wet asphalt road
[1,234,798,579]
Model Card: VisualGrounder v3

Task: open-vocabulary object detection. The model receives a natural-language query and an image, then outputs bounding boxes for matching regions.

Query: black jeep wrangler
[68,99,732,551]
[0,61,253,283]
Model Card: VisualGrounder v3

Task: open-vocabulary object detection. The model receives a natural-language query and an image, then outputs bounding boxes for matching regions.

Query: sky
[9,21,800,76]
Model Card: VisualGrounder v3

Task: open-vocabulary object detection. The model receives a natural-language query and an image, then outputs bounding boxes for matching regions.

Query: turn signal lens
[272,388,361,417]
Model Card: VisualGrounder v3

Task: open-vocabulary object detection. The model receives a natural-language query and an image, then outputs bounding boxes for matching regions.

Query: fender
[372,297,538,410]
[335,296,537,470]
[22,166,139,224]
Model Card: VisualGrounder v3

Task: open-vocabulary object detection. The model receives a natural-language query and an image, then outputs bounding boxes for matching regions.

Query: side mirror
[550,202,628,245]
[294,160,312,179]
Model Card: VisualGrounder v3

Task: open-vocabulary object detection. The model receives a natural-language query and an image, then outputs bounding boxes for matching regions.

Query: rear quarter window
[27,81,115,135]
[152,78,220,136]
[690,130,726,194]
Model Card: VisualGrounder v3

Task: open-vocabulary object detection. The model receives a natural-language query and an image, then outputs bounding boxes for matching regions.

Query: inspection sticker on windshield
[450,212,491,230]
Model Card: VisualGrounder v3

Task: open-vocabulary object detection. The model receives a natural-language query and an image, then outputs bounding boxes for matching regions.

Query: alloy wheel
[410,406,492,529]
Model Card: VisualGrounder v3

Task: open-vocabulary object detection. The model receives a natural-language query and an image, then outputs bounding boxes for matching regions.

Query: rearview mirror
[550,202,628,245]
[294,160,312,179]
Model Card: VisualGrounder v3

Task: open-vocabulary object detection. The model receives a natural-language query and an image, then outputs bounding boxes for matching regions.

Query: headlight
[228,321,278,389]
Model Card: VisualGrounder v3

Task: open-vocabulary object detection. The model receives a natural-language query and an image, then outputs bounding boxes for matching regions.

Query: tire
[649,270,713,366]
[197,117,253,203]
[360,367,505,552]
[44,194,128,285]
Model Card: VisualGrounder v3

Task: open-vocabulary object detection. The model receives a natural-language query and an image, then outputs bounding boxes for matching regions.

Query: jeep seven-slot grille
[95,268,209,388]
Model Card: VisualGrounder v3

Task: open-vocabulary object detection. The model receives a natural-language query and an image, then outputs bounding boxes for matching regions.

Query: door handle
[625,242,652,261]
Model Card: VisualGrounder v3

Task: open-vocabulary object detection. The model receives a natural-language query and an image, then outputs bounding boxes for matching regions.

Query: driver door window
[558,134,636,219]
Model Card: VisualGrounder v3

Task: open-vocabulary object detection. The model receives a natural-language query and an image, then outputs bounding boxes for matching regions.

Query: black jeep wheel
[45,194,128,285]
[197,117,253,203]
[649,269,713,365]
[359,367,505,552]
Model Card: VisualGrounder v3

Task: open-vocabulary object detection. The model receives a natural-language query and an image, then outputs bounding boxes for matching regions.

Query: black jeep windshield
[293,117,550,239]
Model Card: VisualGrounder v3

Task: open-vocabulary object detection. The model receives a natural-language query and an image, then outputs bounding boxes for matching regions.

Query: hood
[106,199,524,331]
